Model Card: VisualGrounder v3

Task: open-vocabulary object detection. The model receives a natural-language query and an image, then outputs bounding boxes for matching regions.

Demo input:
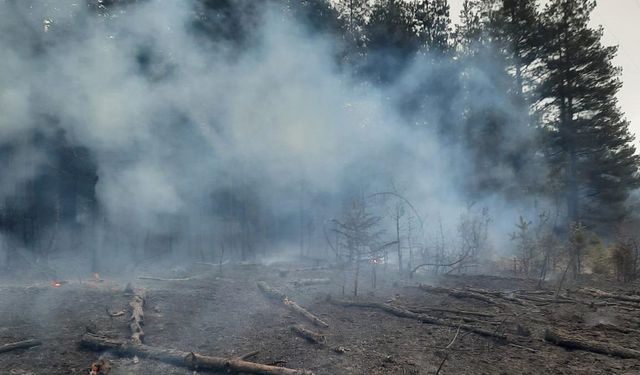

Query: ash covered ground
[1,262,639,375]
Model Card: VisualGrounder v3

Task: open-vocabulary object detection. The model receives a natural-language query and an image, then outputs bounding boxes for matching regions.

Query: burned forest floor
[1,261,640,374]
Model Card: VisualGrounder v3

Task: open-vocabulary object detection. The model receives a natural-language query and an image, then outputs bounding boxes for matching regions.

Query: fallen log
[591,323,640,335]
[81,333,314,375]
[138,276,197,282]
[257,282,329,328]
[402,305,496,318]
[289,325,326,345]
[576,288,640,304]
[417,285,504,307]
[0,339,42,354]
[291,279,331,287]
[544,329,640,359]
[464,288,531,306]
[129,289,145,344]
[327,296,508,341]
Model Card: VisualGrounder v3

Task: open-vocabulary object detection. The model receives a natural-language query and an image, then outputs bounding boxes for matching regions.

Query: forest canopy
[0,0,638,277]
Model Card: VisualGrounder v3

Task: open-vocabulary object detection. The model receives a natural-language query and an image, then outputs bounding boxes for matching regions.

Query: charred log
[544,329,640,359]
[81,333,314,375]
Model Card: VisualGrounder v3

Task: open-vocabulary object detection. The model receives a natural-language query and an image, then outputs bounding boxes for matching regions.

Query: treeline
[0,0,638,271]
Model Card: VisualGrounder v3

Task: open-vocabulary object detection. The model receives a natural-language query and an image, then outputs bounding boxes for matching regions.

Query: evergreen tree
[333,0,370,67]
[540,0,640,228]
[410,0,452,53]
[453,0,539,199]
[491,0,542,101]
[363,0,421,83]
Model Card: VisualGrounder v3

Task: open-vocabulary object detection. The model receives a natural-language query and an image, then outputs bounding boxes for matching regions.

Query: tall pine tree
[540,0,639,229]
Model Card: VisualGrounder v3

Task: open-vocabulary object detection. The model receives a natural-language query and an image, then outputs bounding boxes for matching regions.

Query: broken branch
[257,282,329,328]
[327,296,507,341]
[0,339,42,354]
[290,325,326,345]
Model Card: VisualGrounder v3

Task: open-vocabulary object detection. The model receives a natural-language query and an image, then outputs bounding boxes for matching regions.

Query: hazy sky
[449,0,640,146]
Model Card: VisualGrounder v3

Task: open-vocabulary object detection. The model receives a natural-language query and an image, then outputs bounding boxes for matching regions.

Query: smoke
[0,0,544,274]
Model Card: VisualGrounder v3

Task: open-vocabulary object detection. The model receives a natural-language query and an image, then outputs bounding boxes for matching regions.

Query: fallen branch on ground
[575,288,640,304]
[128,289,145,344]
[257,282,329,328]
[290,279,331,287]
[0,339,42,354]
[138,276,197,282]
[401,305,496,318]
[416,285,504,307]
[464,288,531,306]
[290,325,326,345]
[544,329,640,358]
[106,308,125,318]
[327,296,508,341]
[591,323,640,335]
[81,333,314,375]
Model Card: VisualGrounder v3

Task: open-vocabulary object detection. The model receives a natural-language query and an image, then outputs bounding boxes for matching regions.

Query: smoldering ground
[0,0,543,278]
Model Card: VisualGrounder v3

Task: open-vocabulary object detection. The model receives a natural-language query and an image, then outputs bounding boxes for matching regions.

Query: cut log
[291,279,331,287]
[326,296,508,341]
[81,333,314,375]
[417,285,504,307]
[257,282,329,328]
[289,325,326,345]
[544,329,640,359]
[0,339,42,354]
[129,289,145,344]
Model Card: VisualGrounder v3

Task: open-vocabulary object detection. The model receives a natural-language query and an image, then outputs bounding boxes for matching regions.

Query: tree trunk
[81,333,315,375]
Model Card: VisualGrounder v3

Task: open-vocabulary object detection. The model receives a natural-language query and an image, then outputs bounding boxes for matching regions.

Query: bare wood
[0,339,42,354]
[129,289,145,344]
[257,282,329,328]
[81,333,314,375]
[327,297,508,341]
[291,279,331,287]
[290,325,326,345]
[544,329,640,358]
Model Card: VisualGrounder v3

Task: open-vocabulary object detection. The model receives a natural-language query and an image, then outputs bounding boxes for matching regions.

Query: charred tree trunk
[81,333,314,375]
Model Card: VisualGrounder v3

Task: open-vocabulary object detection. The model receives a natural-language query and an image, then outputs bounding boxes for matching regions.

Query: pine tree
[453,0,539,199]
[491,0,542,100]
[363,0,421,83]
[410,0,452,53]
[540,0,640,228]
[333,0,370,66]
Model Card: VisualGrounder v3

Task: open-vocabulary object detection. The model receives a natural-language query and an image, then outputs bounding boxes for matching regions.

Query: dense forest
[0,0,638,282]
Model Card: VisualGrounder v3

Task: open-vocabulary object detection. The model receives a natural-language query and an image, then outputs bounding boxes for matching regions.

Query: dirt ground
[1,262,640,374]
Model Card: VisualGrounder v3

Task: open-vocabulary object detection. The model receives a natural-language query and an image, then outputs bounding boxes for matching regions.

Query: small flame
[51,280,61,288]
[369,258,383,265]
[93,272,101,281]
